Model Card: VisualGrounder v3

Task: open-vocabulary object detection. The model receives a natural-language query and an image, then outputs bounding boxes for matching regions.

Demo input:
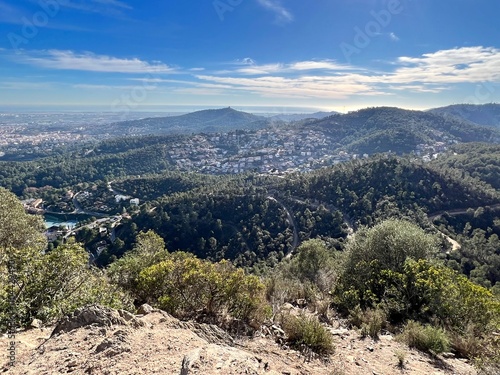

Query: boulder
[51,305,138,336]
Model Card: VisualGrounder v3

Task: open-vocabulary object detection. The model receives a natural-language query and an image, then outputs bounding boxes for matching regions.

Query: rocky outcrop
[2,305,479,375]
[51,305,144,336]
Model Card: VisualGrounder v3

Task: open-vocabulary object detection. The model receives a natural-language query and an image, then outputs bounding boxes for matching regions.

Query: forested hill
[430,143,500,189]
[100,107,269,135]
[429,103,500,128]
[108,156,499,268]
[306,106,500,154]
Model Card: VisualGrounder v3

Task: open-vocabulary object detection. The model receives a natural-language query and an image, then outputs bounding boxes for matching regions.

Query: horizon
[0,102,497,116]
[0,1,499,110]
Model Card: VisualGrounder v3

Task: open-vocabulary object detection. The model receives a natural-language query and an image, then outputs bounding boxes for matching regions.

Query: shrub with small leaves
[281,313,334,355]
[399,320,450,354]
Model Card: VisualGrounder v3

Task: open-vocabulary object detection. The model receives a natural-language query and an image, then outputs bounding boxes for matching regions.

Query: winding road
[428,204,500,252]
[267,196,299,258]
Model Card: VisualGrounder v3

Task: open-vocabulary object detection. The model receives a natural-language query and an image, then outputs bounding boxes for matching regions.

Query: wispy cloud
[393,46,500,84]
[57,0,132,17]
[0,81,54,90]
[195,46,500,99]
[256,0,293,24]
[10,50,175,74]
[229,59,362,75]
[73,83,144,90]
[389,32,399,42]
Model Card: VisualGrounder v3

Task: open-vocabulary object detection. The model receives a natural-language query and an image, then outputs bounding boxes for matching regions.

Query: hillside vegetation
[430,103,500,128]
[1,187,499,373]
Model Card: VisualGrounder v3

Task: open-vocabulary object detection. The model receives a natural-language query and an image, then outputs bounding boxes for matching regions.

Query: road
[267,196,299,258]
[427,204,500,221]
[428,204,500,252]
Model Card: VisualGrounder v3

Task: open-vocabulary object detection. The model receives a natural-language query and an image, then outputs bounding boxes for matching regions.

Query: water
[43,214,91,229]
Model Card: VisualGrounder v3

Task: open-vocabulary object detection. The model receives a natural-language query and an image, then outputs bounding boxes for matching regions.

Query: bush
[348,306,386,339]
[399,320,450,354]
[138,253,270,327]
[281,313,334,355]
[360,308,386,340]
[449,324,483,359]
[335,220,439,311]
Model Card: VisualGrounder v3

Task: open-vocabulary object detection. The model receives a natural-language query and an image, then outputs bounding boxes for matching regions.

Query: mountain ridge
[429,103,500,128]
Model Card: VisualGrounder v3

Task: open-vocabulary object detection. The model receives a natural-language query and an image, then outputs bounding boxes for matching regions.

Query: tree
[336,219,439,310]
[293,239,332,285]
[0,188,132,330]
[107,230,168,297]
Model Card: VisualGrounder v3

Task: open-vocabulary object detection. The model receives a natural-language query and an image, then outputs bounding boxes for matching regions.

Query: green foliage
[394,349,407,369]
[336,219,439,311]
[107,230,169,297]
[281,313,334,355]
[137,253,269,326]
[0,187,46,253]
[348,306,386,340]
[398,320,450,354]
[359,308,386,340]
[402,259,500,333]
[0,188,132,331]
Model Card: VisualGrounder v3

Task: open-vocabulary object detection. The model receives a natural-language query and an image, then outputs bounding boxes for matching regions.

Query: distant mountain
[305,107,500,154]
[429,103,500,128]
[269,111,338,122]
[101,107,268,135]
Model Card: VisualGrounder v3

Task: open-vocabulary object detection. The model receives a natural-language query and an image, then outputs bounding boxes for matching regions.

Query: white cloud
[256,0,293,24]
[195,46,500,100]
[13,50,175,74]
[0,81,54,90]
[231,59,361,75]
[195,74,384,99]
[73,83,142,90]
[235,58,256,65]
[393,46,500,84]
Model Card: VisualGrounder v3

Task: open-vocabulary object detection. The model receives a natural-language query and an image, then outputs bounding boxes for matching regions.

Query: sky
[0,0,499,113]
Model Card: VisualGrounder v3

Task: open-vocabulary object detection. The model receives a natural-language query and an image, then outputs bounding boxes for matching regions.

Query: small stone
[442,352,455,359]
[137,304,154,315]
[31,319,43,328]
[331,328,349,336]
[367,346,374,352]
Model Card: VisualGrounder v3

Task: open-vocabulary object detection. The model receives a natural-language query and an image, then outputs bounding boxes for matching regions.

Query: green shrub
[360,308,386,340]
[399,320,450,354]
[348,306,386,339]
[394,349,407,369]
[449,324,483,359]
[281,313,334,355]
[138,253,270,327]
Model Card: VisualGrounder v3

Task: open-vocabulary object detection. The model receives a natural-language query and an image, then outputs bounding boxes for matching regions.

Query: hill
[429,103,500,128]
[431,143,500,189]
[102,156,499,267]
[307,107,500,154]
[102,107,269,135]
[269,111,338,122]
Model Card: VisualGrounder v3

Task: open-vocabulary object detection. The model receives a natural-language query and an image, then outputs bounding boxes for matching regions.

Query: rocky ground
[1,305,477,375]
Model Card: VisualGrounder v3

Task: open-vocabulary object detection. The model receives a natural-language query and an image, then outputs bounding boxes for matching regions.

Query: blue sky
[0,0,499,112]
